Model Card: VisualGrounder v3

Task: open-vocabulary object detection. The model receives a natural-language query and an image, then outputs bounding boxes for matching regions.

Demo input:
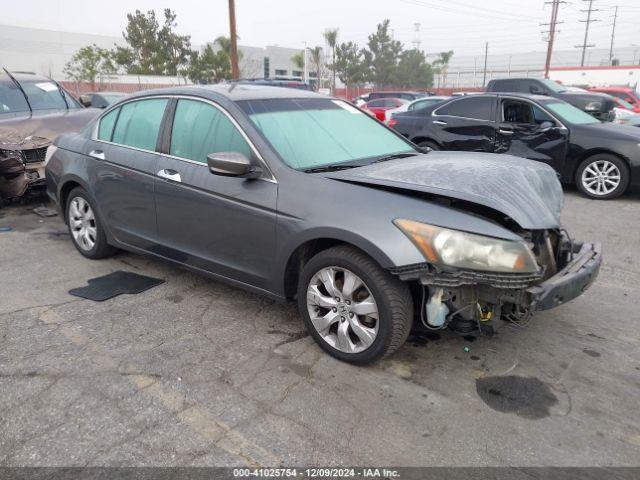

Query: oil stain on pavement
[475,375,558,419]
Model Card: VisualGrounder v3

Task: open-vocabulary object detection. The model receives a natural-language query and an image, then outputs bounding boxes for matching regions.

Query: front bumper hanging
[528,241,601,311]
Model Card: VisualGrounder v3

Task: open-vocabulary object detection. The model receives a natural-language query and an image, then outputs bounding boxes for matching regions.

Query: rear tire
[297,246,413,365]
[575,154,629,199]
[418,140,440,151]
[66,187,116,259]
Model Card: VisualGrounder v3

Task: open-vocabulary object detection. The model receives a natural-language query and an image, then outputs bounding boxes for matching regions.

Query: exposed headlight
[394,219,539,273]
[584,101,602,112]
[44,145,57,165]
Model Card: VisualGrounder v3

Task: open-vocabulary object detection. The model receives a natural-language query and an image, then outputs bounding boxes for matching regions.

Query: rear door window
[111,98,168,151]
[436,97,493,120]
[169,99,252,164]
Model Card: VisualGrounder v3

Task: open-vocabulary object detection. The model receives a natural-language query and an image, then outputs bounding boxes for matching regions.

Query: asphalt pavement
[0,190,639,467]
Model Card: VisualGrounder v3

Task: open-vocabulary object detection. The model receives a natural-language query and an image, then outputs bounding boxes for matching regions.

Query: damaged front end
[0,136,50,200]
[391,225,601,334]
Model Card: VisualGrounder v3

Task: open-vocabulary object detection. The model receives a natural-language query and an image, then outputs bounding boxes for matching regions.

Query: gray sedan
[45,85,601,364]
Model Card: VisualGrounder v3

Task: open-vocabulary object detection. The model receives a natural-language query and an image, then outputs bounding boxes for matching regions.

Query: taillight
[388,118,398,128]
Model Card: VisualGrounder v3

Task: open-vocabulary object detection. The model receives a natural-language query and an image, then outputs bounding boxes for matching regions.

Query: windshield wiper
[303,164,361,173]
[371,152,418,163]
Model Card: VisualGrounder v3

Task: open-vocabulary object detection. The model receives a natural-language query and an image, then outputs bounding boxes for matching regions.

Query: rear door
[153,97,277,290]
[88,97,169,248]
[493,96,568,172]
[429,96,497,151]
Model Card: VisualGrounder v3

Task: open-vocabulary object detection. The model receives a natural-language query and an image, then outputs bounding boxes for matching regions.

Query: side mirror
[79,94,92,108]
[529,86,544,95]
[539,121,555,132]
[206,152,262,178]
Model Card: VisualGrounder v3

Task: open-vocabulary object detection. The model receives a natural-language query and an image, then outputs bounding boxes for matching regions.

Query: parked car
[46,85,601,364]
[589,86,640,108]
[363,98,407,121]
[368,91,430,102]
[79,91,128,109]
[390,93,640,199]
[487,78,616,121]
[385,96,450,124]
[0,71,100,200]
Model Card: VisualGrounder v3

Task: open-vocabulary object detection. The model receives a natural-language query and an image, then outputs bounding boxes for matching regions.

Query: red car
[589,86,640,112]
[363,98,406,121]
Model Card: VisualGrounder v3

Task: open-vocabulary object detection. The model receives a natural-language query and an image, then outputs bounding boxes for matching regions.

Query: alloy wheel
[68,196,97,251]
[581,159,621,196]
[306,266,379,354]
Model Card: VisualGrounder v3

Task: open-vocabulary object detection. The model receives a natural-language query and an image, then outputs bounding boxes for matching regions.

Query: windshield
[0,75,80,113]
[545,101,600,124]
[239,98,416,170]
[615,98,634,109]
[100,93,126,105]
[539,79,567,93]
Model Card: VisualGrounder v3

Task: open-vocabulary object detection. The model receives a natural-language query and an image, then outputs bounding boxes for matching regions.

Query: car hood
[0,108,100,150]
[573,121,640,140]
[558,91,612,107]
[323,152,564,230]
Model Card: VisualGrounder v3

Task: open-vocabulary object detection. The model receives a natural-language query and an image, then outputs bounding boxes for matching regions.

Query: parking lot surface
[1,190,639,467]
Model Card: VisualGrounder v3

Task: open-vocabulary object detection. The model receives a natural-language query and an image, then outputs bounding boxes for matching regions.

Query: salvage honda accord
[45,85,601,364]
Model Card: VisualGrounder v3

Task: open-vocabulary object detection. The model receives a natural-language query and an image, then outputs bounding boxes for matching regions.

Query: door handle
[499,128,514,135]
[157,169,181,183]
[88,149,105,160]
[433,120,447,125]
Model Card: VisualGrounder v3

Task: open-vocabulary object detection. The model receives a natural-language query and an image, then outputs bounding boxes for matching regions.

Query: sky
[2,0,639,58]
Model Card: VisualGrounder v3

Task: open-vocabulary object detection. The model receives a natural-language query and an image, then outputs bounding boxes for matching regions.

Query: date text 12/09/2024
[233,468,400,478]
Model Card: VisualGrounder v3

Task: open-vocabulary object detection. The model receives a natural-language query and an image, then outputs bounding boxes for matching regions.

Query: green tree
[363,20,403,87]
[309,46,323,91]
[291,51,305,71]
[395,49,434,88]
[187,38,236,84]
[114,9,191,75]
[334,42,365,92]
[323,28,339,93]
[432,50,454,87]
[63,45,113,88]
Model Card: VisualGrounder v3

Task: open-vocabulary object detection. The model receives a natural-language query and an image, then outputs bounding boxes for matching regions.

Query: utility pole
[609,5,618,64]
[482,42,489,87]
[228,0,240,80]
[542,0,563,78]
[575,0,600,67]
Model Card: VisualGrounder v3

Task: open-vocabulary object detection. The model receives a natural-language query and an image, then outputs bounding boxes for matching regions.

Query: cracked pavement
[0,190,639,466]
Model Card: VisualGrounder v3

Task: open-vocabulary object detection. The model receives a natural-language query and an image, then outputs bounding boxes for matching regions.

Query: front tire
[575,154,629,199]
[66,187,116,259]
[297,246,413,364]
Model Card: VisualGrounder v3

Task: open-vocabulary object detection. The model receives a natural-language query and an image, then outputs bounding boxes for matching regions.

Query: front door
[154,98,277,290]
[89,97,169,249]
[494,97,568,172]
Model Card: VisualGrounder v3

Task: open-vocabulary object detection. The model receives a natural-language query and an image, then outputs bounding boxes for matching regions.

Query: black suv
[486,78,615,121]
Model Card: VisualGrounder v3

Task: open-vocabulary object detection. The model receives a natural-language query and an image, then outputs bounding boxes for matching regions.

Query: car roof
[123,84,325,103]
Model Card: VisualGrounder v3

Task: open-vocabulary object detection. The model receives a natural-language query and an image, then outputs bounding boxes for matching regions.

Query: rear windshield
[239,98,415,170]
[0,76,80,113]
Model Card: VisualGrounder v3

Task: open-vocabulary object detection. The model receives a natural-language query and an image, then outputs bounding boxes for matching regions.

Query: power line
[575,0,601,66]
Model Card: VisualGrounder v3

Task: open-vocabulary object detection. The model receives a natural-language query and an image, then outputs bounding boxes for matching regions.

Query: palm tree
[291,50,305,79]
[309,46,323,91]
[323,29,339,93]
